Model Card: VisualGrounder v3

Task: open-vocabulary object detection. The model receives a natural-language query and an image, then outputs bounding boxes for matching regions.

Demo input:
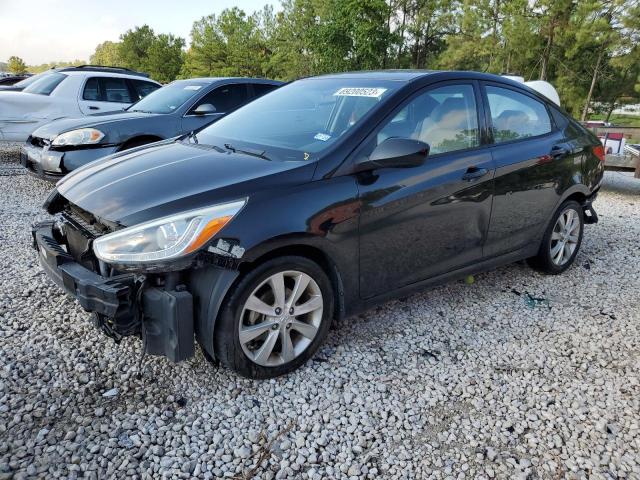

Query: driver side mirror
[193,103,217,115]
[356,137,429,172]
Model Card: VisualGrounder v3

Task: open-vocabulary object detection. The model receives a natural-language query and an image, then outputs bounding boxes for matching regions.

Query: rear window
[22,72,67,95]
[251,83,279,98]
[131,79,160,101]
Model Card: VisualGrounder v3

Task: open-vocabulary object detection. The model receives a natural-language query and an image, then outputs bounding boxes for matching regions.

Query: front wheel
[528,200,584,274]
[214,256,334,379]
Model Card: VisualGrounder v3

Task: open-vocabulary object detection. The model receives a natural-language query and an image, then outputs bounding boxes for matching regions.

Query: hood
[32,111,156,140]
[56,141,315,226]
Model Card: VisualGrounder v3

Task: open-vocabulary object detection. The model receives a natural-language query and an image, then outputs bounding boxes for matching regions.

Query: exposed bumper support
[32,221,198,362]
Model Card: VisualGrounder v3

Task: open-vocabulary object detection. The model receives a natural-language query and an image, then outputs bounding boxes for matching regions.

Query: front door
[356,82,495,299]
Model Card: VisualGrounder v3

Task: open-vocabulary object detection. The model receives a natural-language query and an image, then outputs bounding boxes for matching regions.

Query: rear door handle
[551,145,569,158]
[462,167,489,181]
[88,106,100,110]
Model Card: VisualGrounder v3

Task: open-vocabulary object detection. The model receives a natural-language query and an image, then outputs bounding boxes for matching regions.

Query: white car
[0,66,161,142]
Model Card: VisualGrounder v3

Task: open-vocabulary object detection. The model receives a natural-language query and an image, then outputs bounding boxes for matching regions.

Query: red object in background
[593,145,605,162]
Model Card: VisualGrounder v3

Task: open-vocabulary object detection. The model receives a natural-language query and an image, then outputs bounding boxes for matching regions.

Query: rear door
[356,81,495,298]
[481,82,574,257]
[181,83,249,133]
[78,76,135,114]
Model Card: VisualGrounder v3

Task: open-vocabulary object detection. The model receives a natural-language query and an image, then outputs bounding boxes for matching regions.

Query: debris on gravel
[0,143,639,479]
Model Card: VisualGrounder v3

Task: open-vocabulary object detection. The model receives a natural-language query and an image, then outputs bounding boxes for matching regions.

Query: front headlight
[93,199,246,265]
[52,128,105,146]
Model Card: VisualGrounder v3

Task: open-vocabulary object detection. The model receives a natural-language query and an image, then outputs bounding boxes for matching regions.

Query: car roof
[61,70,160,83]
[172,77,284,85]
[312,70,439,81]
[309,69,529,85]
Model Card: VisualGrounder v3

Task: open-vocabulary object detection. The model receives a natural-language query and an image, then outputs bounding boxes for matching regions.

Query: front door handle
[462,167,489,181]
[88,106,100,110]
[551,145,569,158]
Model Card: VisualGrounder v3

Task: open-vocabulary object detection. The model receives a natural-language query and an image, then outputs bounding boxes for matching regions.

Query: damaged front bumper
[32,221,204,362]
[21,141,119,182]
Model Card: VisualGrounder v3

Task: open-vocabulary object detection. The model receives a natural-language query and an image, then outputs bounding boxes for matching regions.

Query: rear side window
[83,78,100,100]
[251,83,279,98]
[83,77,133,103]
[190,84,248,114]
[486,86,552,142]
[22,72,66,95]
[131,80,160,101]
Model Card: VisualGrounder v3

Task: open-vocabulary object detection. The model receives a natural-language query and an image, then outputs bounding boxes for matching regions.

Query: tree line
[8,0,640,120]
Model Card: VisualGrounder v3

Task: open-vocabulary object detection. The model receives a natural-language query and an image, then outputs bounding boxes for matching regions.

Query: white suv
[0,66,161,142]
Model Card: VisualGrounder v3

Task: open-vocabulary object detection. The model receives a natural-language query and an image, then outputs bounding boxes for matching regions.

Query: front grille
[62,205,113,238]
[61,204,115,271]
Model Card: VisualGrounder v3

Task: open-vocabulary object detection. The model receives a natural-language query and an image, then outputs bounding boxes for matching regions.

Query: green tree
[146,34,185,83]
[90,41,122,66]
[7,56,27,74]
[118,25,157,72]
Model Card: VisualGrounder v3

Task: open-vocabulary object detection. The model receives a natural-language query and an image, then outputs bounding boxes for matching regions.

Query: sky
[0,0,278,65]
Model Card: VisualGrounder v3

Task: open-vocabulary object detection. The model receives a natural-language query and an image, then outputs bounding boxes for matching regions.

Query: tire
[528,200,584,274]
[214,256,334,379]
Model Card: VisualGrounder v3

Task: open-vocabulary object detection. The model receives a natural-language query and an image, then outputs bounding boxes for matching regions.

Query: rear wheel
[528,200,584,274]
[214,256,334,379]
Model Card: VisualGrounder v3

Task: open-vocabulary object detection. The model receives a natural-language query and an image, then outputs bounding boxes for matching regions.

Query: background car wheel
[528,200,584,274]
[214,256,334,379]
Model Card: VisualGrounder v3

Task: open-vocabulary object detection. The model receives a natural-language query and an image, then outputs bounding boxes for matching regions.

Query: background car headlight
[93,199,246,265]
[52,128,105,146]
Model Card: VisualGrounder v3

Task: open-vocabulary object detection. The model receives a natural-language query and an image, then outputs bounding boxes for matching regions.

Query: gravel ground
[0,142,639,480]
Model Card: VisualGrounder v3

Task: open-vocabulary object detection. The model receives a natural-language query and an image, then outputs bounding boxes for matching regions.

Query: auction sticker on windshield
[334,87,387,98]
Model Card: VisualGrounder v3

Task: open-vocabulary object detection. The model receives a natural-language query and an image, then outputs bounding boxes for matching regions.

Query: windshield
[22,72,67,95]
[196,78,400,160]
[128,80,208,114]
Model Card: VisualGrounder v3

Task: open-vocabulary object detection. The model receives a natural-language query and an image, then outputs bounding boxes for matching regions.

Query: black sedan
[21,77,283,180]
[33,70,604,378]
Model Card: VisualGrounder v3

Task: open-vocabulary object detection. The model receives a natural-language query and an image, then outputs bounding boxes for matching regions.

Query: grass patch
[588,114,640,127]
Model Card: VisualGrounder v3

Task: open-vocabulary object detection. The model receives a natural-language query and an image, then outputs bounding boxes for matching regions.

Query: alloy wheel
[238,270,323,367]
[550,208,581,266]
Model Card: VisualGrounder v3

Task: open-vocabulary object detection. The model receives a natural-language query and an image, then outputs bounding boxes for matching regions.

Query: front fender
[188,266,239,360]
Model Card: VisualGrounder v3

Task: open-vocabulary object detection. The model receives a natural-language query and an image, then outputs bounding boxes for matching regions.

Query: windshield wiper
[187,131,198,144]
[224,143,271,161]
[130,109,154,114]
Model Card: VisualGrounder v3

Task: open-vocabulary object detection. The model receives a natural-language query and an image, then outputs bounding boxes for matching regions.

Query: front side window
[189,84,248,115]
[196,78,400,159]
[376,84,479,155]
[22,72,66,95]
[486,86,552,143]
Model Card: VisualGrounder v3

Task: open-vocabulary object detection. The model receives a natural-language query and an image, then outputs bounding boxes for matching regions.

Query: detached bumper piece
[583,194,599,225]
[32,221,195,362]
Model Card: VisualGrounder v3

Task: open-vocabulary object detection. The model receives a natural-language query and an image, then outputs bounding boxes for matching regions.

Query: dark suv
[32,71,604,379]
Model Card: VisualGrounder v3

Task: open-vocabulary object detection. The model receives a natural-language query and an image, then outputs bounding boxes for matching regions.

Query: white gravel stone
[0,143,639,479]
